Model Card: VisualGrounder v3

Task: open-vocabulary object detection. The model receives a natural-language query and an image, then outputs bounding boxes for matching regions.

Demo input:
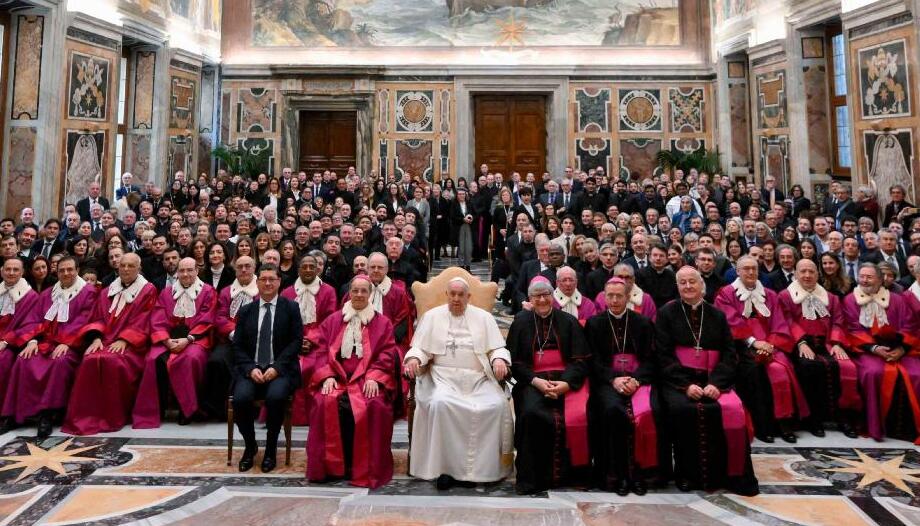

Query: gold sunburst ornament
[496,11,526,50]
[0,438,102,482]
[822,450,920,496]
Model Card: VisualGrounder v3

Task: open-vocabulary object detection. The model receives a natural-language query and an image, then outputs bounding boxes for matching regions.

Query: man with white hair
[506,276,589,494]
[843,263,918,442]
[658,266,759,496]
[405,277,512,490]
[77,181,110,222]
[368,252,414,413]
[595,263,658,321]
[552,266,598,322]
[715,255,806,444]
[133,258,217,428]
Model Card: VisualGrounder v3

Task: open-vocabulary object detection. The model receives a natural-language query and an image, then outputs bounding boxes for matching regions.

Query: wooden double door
[299,110,357,174]
[474,95,547,177]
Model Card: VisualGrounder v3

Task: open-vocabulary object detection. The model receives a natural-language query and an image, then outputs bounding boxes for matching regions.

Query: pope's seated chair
[406,266,498,468]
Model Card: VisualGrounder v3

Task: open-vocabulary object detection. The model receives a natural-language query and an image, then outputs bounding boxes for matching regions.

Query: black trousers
[232,375,293,454]
[202,343,234,418]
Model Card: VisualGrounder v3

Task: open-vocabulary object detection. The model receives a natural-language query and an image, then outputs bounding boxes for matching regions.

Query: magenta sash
[675,346,749,477]
[612,353,638,375]
[533,348,590,467]
[630,385,658,469]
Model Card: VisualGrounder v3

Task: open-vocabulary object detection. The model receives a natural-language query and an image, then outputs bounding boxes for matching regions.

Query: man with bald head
[777,259,861,438]
[205,256,260,418]
[64,253,159,435]
[405,277,512,489]
[657,266,759,495]
[133,258,217,428]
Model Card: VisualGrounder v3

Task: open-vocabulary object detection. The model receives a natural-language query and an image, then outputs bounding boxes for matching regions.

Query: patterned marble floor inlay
[0,261,916,525]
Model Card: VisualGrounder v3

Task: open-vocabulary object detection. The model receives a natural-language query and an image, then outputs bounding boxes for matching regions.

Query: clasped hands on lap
[686,384,721,401]
[403,357,510,381]
[531,377,570,399]
[321,377,379,397]
[249,367,279,384]
[86,338,128,355]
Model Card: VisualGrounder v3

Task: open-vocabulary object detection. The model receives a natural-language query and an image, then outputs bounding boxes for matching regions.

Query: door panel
[299,111,357,174]
[474,95,546,178]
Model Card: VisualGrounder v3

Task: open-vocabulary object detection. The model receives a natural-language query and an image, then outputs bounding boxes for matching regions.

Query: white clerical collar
[108,275,149,317]
[608,308,627,319]
[172,277,204,318]
[44,277,88,323]
[683,299,705,310]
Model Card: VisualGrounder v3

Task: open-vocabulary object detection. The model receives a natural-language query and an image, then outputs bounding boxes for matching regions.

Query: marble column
[784,26,812,191]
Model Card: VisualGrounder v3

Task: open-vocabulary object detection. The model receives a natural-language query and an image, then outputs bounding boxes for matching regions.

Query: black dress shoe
[36,415,52,439]
[436,474,454,491]
[614,479,630,496]
[0,417,14,435]
[840,422,859,438]
[177,414,192,426]
[780,431,797,443]
[756,433,774,443]
[810,423,825,437]
[238,446,258,472]
[631,480,648,496]
[261,452,277,473]
[676,479,692,492]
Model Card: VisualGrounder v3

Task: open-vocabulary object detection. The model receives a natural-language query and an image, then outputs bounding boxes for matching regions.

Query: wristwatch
[187,334,196,344]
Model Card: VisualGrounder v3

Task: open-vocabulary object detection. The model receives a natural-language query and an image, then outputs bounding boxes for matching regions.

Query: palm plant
[656,146,722,176]
[212,143,272,179]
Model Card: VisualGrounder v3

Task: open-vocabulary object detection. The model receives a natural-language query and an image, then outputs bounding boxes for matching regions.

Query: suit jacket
[860,250,908,277]
[232,296,304,385]
[77,196,111,222]
[31,238,66,258]
[759,188,785,209]
[539,192,562,209]
[516,260,556,303]
[768,267,796,292]
[557,192,581,216]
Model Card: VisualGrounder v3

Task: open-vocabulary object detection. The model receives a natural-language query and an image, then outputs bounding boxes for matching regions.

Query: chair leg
[284,399,293,466]
[227,396,234,467]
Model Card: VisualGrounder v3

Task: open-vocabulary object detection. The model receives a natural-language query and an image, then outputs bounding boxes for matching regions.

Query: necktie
[786,272,794,283]
[847,262,856,281]
[565,235,570,247]
[42,241,52,258]
[257,303,273,367]
[564,194,569,207]
[638,260,645,269]
[93,221,100,232]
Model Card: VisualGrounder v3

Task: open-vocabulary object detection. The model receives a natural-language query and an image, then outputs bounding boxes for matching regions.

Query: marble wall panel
[379,139,389,179]
[219,90,231,142]
[857,38,911,119]
[618,89,662,132]
[377,90,390,133]
[576,137,611,174]
[63,130,105,205]
[619,138,661,180]
[395,91,434,133]
[395,139,433,180]
[439,138,449,178]
[727,61,746,78]
[198,134,212,177]
[170,76,197,130]
[6,127,36,215]
[576,88,611,133]
[669,87,704,133]
[67,51,111,121]
[168,136,191,176]
[802,37,825,59]
[11,15,43,121]
[864,129,914,209]
[133,51,156,129]
[756,70,787,130]
[439,89,451,134]
[237,87,275,133]
[128,134,151,183]
[760,135,790,193]
[803,64,831,175]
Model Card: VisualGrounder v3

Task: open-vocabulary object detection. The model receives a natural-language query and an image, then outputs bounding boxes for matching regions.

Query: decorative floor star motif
[0,438,102,482]
[822,450,920,496]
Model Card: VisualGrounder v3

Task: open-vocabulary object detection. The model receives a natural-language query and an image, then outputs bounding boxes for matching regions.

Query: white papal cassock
[406,304,514,482]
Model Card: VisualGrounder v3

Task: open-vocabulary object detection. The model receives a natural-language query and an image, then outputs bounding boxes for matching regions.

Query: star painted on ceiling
[495,12,526,50]
[0,438,102,482]
[822,450,920,496]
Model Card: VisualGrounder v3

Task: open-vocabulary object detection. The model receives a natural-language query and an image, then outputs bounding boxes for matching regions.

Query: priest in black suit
[231,264,303,473]
[76,181,111,222]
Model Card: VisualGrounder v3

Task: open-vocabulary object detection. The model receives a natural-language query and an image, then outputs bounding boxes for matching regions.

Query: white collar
[553,287,582,317]
[910,281,920,303]
[0,278,31,317]
[294,277,323,324]
[172,277,204,318]
[854,286,890,328]
[370,276,392,313]
[107,275,150,317]
[627,284,645,309]
[228,278,258,318]
[731,278,771,318]
[608,308,628,319]
[788,281,830,320]
[340,301,376,359]
[44,277,88,323]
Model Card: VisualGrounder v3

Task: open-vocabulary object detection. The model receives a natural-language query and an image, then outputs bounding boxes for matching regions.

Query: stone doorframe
[454,76,569,180]
[281,94,374,178]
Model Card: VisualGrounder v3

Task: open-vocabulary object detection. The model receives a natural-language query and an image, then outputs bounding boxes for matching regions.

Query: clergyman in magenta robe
[307,276,397,489]
[2,257,97,437]
[133,259,217,428]
[63,254,157,435]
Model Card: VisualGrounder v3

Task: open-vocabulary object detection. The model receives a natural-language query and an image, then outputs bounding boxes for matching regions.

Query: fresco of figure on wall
[65,132,104,206]
[866,130,914,210]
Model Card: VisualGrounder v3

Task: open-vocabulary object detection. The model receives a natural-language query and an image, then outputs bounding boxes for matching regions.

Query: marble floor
[1,259,919,525]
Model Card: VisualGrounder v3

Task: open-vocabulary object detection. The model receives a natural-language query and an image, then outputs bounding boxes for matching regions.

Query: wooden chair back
[411,266,497,319]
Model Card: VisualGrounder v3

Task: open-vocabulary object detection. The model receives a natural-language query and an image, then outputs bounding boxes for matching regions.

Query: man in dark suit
[115,172,140,200]
[76,181,111,222]
[831,186,858,230]
[514,237,558,310]
[33,219,66,259]
[759,176,785,211]
[231,264,303,473]
[538,180,562,209]
[860,229,909,279]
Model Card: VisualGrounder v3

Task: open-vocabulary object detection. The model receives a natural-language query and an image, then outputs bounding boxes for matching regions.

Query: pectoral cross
[447,336,458,356]
[616,355,630,371]
[694,345,702,357]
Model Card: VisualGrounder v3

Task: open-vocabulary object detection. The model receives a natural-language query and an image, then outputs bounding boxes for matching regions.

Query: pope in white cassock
[404,277,514,490]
